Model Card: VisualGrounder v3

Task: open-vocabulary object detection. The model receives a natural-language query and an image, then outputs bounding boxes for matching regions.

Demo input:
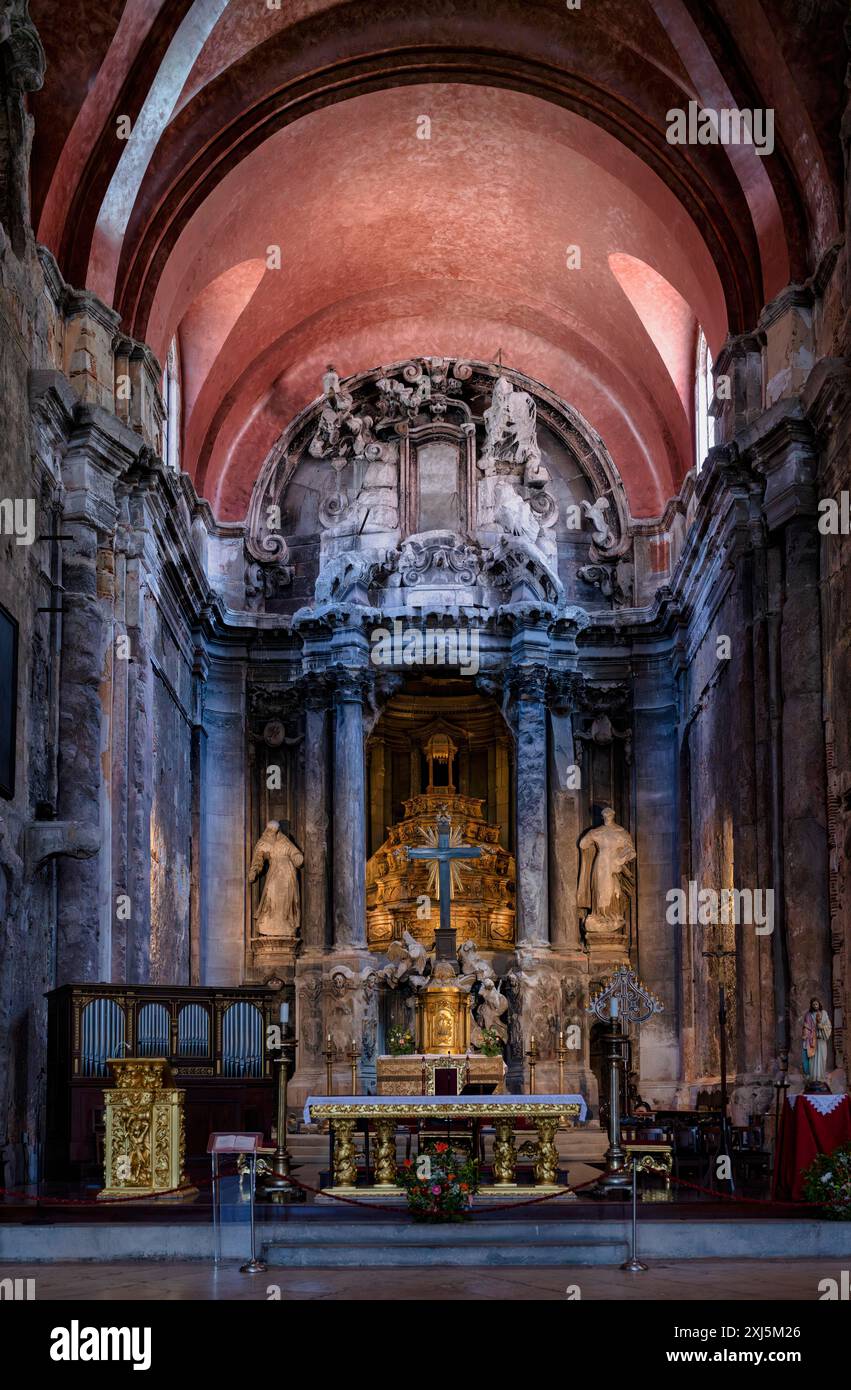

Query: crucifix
[406,816,482,970]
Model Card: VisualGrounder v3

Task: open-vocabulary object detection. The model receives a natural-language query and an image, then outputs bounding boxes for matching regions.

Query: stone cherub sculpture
[457,938,496,987]
[801,997,832,1092]
[248,821,303,939]
[471,977,509,1048]
[581,496,616,551]
[577,806,636,946]
[380,929,430,990]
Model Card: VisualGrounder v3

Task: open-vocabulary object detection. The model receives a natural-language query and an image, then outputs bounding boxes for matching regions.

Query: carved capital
[507,664,549,704]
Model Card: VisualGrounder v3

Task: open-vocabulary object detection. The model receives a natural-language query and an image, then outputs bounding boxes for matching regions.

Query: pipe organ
[46,984,280,1180]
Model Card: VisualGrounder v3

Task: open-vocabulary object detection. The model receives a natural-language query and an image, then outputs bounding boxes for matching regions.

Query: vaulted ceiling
[30,0,847,520]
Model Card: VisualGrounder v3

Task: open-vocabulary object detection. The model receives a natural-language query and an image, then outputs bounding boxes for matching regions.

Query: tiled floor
[0,1259,842,1300]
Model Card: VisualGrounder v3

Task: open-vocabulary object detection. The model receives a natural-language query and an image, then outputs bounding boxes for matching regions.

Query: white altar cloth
[304,1093,588,1124]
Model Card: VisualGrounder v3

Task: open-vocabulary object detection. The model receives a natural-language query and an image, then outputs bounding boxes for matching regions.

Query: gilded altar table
[304,1094,587,1196]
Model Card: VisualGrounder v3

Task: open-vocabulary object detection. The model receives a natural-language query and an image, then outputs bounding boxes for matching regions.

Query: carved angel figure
[480,375,543,474]
[458,938,496,987]
[581,496,616,551]
[380,929,430,989]
[473,977,509,1044]
[248,821,303,938]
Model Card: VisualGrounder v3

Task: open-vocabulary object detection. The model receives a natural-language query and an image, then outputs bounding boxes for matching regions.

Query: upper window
[162,337,181,472]
[694,328,715,474]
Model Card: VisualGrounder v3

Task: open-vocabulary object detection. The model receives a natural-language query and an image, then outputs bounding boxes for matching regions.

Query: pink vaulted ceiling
[153,85,724,520]
[29,0,847,522]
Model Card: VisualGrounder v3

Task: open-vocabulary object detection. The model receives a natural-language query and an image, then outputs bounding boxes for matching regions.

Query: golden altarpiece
[366,725,516,953]
[367,728,512,1093]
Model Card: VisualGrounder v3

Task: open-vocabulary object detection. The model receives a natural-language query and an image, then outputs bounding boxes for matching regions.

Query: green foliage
[802,1142,851,1220]
[387,1027,415,1055]
[476,1027,504,1057]
[397,1143,479,1221]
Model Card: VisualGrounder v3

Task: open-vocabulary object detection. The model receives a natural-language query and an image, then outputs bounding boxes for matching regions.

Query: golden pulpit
[98,1058,193,1201]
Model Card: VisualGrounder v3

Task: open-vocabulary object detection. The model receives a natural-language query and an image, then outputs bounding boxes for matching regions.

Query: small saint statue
[801,997,832,1093]
[248,821,303,939]
[471,977,509,1048]
[577,805,636,946]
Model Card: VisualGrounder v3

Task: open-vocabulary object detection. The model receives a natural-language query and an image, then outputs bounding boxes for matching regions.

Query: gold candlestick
[324,1033,335,1096]
[527,1035,539,1095]
[557,1031,567,1094]
[348,1038,360,1095]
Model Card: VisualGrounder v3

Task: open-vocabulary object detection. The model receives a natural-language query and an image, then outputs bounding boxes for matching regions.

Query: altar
[376,1052,506,1095]
[304,1093,587,1195]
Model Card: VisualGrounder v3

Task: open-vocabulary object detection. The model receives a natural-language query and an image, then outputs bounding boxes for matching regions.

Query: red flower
[435,1142,449,1154]
[403,1159,412,1168]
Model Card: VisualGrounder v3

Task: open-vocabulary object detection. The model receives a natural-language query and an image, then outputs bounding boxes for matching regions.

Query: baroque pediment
[245,357,633,614]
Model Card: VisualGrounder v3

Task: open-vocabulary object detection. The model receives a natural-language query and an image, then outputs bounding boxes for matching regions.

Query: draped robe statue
[248,821,303,938]
[801,998,832,1087]
[577,806,636,945]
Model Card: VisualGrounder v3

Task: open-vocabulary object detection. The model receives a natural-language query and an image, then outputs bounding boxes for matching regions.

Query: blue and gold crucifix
[406,816,482,966]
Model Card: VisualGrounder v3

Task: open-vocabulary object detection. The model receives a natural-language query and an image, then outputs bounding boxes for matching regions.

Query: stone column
[302,691,330,951]
[368,738,386,855]
[548,675,582,949]
[511,666,549,945]
[633,656,682,1098]
[780,515,831,1039]
[332,671,368,949]
[754,425,832,1071]
[55,437,127,983]
[200,660,246,985]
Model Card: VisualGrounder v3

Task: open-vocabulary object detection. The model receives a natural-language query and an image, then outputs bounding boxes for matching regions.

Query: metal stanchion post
[211,1151,221,1267]
[620,1156,647,1272]
[240,1154,267,1274]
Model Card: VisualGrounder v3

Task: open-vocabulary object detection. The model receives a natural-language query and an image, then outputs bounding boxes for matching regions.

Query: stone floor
[1,1258,841,1300]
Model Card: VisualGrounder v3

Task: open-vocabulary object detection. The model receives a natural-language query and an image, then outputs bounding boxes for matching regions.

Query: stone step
[262,1221,625,1267]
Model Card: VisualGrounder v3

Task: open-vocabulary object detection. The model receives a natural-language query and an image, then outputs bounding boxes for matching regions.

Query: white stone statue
[492,477,541,547]
[801,997,832,1088]
[472,977,509,1045]
[248,821,303,938]
[581,496,616,551]
[480,375,544,477]
[458,938,496,987]
[380,929,430,989]
[577,806,636,944]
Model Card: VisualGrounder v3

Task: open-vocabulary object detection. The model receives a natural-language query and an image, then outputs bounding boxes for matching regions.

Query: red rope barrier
[665,1172,821,1208]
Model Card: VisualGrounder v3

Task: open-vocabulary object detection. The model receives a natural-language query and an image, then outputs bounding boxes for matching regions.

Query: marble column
[780,515,831,1039]
[755,428,832,1068]
[332,672,368,949]
[548,677,582,949]
[55,439,127,984]
[632,657,682,1093]
[511,666,549,945]
[302,692,330,951]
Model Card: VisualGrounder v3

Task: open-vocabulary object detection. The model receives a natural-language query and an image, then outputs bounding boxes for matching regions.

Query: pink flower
[431,1184,442,1195]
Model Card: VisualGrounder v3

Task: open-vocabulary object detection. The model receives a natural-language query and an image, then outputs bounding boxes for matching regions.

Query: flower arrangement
[397,1142,479,1221]
[476,1026,504,1058]
[802,1143,851,1220]
[387,1026,415,1055]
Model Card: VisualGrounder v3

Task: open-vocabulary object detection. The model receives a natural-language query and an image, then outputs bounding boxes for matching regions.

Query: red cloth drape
[772,1095,851,1201]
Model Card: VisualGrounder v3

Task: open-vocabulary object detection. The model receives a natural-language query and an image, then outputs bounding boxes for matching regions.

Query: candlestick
[324,1033,335,1096]
[256,1031,305,1204]
[347,1037,360,1096]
